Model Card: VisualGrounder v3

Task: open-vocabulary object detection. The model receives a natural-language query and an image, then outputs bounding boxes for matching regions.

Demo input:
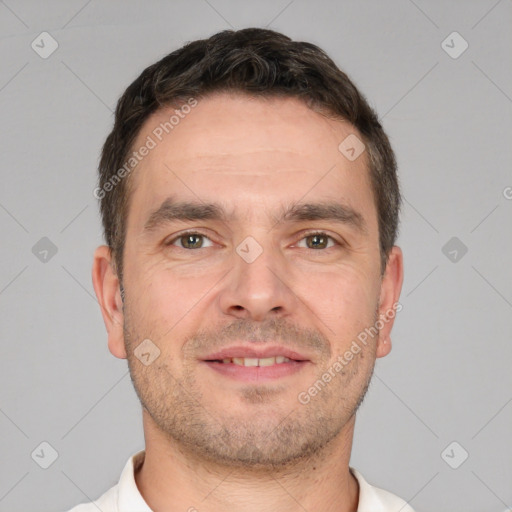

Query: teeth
[222,356,292,366]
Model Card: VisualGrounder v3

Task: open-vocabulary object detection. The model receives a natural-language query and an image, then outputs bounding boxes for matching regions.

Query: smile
[211,356,293,366]
[202,358,309,382]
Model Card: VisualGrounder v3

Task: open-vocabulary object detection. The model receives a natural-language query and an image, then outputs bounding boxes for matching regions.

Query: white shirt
[66,451,416,512]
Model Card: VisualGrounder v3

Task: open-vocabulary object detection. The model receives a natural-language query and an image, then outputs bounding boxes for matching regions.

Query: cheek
[125,261,220,353]
[300,265,378,324]
[299,268,380,367]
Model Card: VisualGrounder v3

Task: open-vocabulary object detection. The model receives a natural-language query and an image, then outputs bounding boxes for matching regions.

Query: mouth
[201,346,311,382]
[207,355,294,366]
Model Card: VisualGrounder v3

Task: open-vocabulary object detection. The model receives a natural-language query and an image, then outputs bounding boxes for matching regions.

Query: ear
[375,246,404,358]
[91,245,127,359]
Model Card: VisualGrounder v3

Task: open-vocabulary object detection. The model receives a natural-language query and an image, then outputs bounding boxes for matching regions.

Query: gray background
[0,1,511,511]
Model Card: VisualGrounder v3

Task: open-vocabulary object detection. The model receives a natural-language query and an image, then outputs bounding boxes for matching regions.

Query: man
[71,27,410,512]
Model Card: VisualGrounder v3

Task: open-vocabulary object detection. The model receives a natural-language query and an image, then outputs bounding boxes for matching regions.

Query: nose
[217,238,299,322]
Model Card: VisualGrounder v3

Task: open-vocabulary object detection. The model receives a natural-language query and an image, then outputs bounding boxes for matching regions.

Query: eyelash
[165,230,342,250]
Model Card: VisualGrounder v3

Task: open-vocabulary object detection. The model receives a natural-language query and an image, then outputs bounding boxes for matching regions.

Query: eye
[296,232,339,250]
[165,230,341,251]
[166,231,214,249]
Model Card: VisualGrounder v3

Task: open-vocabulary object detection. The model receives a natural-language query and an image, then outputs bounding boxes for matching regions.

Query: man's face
[99,92,402,468]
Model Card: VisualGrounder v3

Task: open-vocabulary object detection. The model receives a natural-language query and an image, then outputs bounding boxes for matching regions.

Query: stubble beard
[122,303,378,471]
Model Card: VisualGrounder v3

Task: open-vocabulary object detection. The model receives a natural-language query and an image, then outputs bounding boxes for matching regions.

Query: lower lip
[202,360,309,382]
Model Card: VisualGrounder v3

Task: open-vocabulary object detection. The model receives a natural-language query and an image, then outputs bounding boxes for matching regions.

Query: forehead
[126,92,376,233]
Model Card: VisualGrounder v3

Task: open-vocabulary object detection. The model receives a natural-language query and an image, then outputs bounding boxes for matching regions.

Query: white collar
[114,451,414,512]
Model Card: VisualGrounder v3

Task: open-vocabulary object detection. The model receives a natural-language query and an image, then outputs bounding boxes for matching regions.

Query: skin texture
[92,91,403,512]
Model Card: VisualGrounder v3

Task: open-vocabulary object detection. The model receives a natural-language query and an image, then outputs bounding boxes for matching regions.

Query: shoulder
[350,467,416,512]
[63,483,118,512]
[62,450,146,512]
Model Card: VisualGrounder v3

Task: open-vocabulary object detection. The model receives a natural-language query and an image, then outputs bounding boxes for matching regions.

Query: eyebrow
[143,196,368,235]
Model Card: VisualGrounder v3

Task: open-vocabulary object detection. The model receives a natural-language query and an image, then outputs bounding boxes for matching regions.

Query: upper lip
[202,345,310,361]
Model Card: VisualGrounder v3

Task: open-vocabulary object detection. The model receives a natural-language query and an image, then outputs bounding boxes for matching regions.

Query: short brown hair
[97,28,401,282]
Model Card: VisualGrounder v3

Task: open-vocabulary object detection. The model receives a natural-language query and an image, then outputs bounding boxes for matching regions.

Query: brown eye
[307,234,328,249]
[181,234,203,249]
[297,232,338,250]
[167,232,213,249]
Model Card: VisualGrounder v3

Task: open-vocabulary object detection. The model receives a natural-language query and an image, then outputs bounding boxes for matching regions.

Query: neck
[134,411,360,512]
